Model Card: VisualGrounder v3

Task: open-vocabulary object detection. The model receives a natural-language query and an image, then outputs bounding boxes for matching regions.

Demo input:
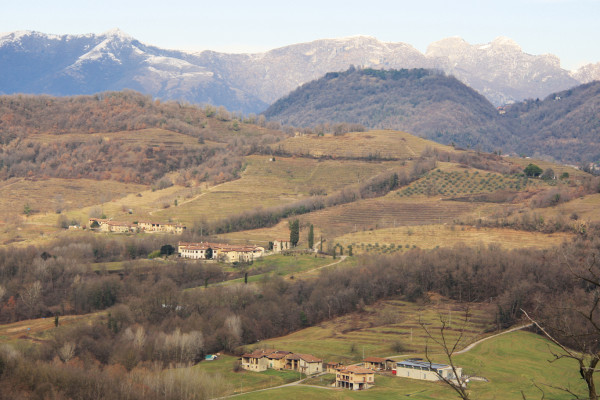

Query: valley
[0,93,599,400]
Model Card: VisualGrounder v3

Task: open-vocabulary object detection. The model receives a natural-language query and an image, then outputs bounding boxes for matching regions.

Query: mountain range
[1,29,599,113]
[264,68,600,164]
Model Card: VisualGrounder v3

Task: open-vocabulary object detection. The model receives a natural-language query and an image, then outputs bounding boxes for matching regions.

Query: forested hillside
[264,68,600,164]
[0,91,286,184]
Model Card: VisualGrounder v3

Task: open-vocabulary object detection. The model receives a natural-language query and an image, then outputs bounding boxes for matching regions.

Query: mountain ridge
[0,29,598,113]
[264,67,600,164]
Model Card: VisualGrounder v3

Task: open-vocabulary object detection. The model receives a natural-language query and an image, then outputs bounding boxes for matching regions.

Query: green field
[233,331,589,400]
[242,299,494,364]
[193,354,300,396]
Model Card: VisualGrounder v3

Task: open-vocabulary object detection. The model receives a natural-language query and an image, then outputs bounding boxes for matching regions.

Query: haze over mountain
[264,68,600,165]
[1,29,597,113]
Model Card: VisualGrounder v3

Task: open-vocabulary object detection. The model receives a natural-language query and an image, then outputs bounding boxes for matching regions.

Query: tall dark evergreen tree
[289,219,300,247]
[308,224,314,249]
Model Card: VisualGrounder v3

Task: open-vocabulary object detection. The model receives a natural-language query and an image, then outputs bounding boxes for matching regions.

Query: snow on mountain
[0,29,593,112]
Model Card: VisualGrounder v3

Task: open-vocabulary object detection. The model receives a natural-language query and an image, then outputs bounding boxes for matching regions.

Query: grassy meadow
[279,130,455,159]
[230,330,588,400]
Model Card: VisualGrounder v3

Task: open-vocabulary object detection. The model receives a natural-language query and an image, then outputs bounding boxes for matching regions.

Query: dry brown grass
[335,224,573,253]
[298,194,479,238]
[28,128,220,150]
[153,155,407,225]
[279,130,454,159]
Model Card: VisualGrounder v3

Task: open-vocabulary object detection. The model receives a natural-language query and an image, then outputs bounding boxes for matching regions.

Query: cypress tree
[308,224,314,249]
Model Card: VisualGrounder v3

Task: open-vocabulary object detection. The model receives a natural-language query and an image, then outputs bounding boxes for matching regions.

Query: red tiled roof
[363,357,387,363]
[286,353,322,363]
[266,351,291,359]
[339,365,374,374]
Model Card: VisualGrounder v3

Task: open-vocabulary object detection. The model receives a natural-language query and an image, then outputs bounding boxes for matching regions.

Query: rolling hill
[264,68,600,164]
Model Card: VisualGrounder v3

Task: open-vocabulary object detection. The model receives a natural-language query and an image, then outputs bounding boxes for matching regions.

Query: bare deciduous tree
[420,308,473,400]
[522,252,600,400]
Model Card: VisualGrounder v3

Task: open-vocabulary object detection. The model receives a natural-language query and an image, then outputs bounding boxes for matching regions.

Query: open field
[27,128,222,151]
[334,224,573,253]
[153,155,407,225]
[0,312,104,343]
[0,177,146,220]
[192,354,300,396]
[235,331,587,400]
[299,194,481,239]
[537,192,600,224]
[243,298,495,364]
[279,130,454,159]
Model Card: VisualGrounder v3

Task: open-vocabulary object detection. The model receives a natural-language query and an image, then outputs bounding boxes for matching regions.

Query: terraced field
[27,128,214,150]
[0,177,146,219]
[397,168,537,197]
[300,194,480,238]
[335,225,573,253]
[246,298,494,363]
[279,130,454,159]
[153,155,407,225]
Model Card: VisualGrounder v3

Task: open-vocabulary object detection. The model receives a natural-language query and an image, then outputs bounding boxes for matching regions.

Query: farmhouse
[284,353,323,375]
[178,242,265,263]
[273,239,291,253]
[395,359,462,382]
[88,218,137,233]
[240,349,272,372]
[335,365,375,390]
[363,357,395,371]
[325,362,343,373]
[138,221,186,234]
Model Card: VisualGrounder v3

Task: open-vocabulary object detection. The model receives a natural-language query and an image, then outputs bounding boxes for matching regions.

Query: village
[238,348,463,391]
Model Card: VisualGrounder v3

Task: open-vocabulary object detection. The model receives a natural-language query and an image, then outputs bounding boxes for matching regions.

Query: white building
[395,359,462,382]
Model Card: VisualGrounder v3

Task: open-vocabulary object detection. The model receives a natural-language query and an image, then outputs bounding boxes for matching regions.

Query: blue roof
[396,359,449,371]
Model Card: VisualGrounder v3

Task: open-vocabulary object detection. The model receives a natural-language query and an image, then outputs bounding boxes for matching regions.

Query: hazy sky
[2,0,599,70]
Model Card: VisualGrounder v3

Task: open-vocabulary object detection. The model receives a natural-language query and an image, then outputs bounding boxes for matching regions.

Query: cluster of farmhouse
[176,239,291,263]
[178,242,265,263]
[88,218,186,234]
[240,350,462,391]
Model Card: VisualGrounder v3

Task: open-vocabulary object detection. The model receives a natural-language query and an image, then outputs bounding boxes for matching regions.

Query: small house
[336,365,374,390]
[363,357,395,371]
[273,239,291,253]
[325,362,343,373]
[240,349,271,372]
[284,353,323,375]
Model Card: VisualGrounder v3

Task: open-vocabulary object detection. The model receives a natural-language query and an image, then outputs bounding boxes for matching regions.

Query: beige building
[325,362,343,373]
[395,359,462,382]
[336,365,375,390]
[284,353,323,375]
[363,357,395,371]
[273,239,291,253]
[240,349,272,372]
[89,218,137,233]
[265,350,292,370]
[138,221,186,234]
[178,242,265,263]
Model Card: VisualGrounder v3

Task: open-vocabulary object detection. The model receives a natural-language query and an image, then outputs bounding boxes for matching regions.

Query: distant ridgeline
[264,67,600,165]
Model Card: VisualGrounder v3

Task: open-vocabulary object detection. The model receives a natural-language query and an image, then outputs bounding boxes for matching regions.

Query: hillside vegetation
[0,91,286,184]
[264,68,600,164]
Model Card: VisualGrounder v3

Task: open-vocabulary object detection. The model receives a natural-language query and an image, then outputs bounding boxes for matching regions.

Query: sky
[2,0,599,70]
